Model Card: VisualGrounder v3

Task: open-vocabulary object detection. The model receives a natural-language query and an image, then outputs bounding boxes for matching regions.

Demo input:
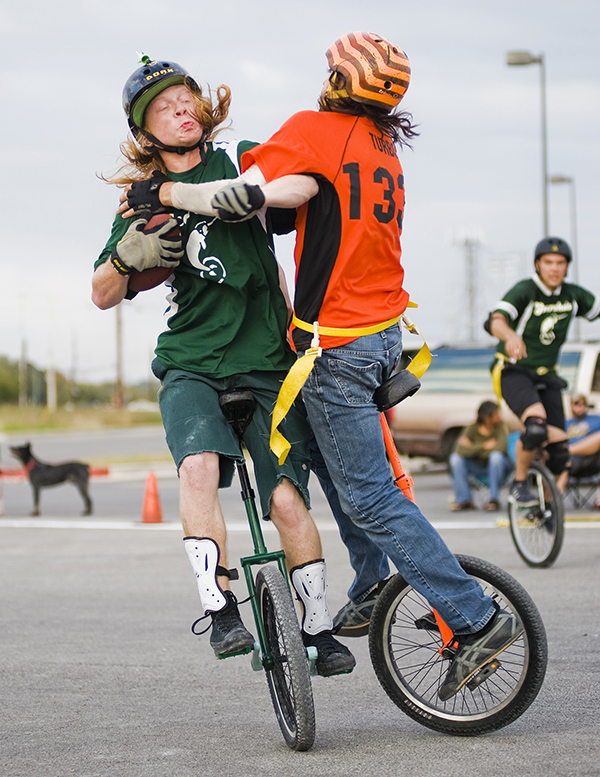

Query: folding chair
[564,468,600,510]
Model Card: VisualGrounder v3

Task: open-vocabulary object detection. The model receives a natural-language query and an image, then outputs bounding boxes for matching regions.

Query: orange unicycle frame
[380,412,456,653]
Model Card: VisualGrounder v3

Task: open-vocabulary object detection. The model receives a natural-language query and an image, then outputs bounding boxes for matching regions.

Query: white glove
[211,182,266,222]
[115,215,183,272]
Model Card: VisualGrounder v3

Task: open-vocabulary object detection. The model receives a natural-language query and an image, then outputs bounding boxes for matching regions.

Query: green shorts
[154,361,311,518]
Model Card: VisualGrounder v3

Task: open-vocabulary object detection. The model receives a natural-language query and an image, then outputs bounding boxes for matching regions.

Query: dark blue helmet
[122,55,198,131]
[534,236,572,264]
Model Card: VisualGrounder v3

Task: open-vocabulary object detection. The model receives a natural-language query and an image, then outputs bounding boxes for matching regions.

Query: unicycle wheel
[508,462,565,568]
[256,565,315,750]
[368,554,548,735]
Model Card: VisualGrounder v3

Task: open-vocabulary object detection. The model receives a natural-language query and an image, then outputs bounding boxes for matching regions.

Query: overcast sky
[2,0,599,386]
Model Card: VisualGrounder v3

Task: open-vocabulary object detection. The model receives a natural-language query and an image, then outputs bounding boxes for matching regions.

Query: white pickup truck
[389,341,600,462]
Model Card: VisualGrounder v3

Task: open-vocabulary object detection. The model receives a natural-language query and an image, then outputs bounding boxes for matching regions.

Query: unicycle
[218,389,315,751]
[368,554,547,734]
[508,461,565,568]
[367,369,548,734]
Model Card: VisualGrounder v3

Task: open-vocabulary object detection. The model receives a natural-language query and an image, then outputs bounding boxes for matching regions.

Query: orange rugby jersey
[242,110,410,350]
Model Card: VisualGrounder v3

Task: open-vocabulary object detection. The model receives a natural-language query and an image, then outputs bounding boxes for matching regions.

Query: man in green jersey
[485,236,600,505]
[91,57,355,676]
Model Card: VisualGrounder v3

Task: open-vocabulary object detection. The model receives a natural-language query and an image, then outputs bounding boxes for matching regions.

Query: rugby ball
[127,213,181,292]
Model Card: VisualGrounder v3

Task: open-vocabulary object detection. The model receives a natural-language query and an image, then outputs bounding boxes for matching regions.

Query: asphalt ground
[1,427,599,776]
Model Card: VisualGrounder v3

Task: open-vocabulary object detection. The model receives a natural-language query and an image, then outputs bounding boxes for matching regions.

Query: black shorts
[500,364,566,430]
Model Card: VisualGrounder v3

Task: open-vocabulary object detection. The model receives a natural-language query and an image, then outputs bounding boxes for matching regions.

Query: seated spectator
[566,394,600,477]
[449,401,513,512]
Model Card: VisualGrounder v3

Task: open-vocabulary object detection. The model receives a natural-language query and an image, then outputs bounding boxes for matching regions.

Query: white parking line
[0,517,597,531]
[0,518,501,531]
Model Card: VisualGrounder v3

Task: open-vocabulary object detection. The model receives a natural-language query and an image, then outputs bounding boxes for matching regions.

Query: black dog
[10,443,93,516]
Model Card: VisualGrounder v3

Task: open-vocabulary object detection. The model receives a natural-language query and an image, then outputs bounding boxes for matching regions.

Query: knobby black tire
[508,462,565,568]
[256,565,315,751]
[368,554,548,736]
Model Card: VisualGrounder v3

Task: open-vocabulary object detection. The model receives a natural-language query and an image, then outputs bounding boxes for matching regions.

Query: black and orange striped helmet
[325,32,410,111]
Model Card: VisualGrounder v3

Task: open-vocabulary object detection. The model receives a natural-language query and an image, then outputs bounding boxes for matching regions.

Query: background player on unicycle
[486,237,600,505]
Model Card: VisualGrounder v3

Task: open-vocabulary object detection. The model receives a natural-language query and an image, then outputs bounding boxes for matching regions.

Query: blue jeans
[450,451,513,503]
[310,435,391,602]
[302,325,495,634]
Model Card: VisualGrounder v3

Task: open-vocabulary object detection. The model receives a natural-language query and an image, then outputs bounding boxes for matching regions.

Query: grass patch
[0,405,163,434]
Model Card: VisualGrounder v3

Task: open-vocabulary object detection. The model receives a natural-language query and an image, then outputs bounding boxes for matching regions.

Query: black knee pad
[520,416,548,451]
[546,440,570,475]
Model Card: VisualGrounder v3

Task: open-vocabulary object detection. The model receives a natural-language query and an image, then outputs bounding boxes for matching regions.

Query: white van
[389,341,600,461]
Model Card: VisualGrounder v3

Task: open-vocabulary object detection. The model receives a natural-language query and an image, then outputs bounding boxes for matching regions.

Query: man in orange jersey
[124,34,523,700]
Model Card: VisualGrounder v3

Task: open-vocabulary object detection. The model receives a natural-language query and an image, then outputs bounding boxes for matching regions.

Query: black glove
[212,182,266,221]
[125,171,170,215]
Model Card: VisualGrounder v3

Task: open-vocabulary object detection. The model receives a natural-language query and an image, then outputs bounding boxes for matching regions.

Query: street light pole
[506,50,549,235]
[549,174,580,339]
[539,56,548,235]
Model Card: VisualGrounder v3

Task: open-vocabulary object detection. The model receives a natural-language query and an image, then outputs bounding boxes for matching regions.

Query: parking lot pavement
[2,463,600,776]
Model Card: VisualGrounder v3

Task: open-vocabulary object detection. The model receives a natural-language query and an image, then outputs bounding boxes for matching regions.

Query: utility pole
[46,366,57,412]
[69,332,78,407]
[114,304,125,408]
[456,228,483,341]
[19,340,28,407]
[465,237,478,341]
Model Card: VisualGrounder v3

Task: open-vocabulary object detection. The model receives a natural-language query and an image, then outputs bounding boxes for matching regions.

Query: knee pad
[520,416,548,451]
[291,559,333,635]
[546,440,570,475]
[183,536,227,613]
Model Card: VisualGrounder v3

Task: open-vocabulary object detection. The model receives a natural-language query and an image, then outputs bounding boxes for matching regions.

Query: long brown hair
[102,81,232,185]
[319,72,418,147]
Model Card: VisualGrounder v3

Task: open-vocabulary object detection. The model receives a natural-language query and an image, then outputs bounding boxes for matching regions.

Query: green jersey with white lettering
[96,140,295,379]
[493,275,600,374]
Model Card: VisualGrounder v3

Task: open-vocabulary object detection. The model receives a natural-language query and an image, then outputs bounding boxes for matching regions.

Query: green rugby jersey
[97,140,295,379]
[493,274,600,374]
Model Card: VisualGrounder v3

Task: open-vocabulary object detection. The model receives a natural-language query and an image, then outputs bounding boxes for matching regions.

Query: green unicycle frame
[218,388,316,751]
[235,453,288,671]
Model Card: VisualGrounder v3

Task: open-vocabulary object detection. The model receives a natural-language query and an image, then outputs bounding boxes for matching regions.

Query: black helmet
[122,55,198,131]
[534,236,572,264]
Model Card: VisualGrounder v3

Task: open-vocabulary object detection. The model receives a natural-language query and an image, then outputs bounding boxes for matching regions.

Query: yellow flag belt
[492,352,553,406]
[492,353,506,405]
[270,306,432,464]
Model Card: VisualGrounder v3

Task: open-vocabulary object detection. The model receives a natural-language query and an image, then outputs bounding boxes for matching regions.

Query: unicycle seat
[219,389,256,439]
[374,369,421,412]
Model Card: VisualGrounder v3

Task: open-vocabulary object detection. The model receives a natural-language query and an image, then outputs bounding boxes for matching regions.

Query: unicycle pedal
[466,658,500,691]
[250,641,262,671]
[414,612,440,632]
[306,646,318,676]
[216,643,254,661]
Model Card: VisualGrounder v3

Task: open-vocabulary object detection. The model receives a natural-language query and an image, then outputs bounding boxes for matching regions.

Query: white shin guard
[291,559,334,635]
[184,536,227,614]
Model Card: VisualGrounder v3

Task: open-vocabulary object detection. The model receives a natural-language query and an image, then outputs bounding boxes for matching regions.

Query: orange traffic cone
[142,472,163,523]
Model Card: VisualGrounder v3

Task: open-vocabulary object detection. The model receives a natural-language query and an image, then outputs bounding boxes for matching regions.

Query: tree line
[0,355,156,406]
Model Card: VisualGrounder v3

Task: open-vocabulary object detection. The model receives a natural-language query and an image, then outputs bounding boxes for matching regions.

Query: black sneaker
[302,630,356,677]
[208,591,255,659]
[438,609,524,701]
[332,578,390,637]
[509,480,538,508]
